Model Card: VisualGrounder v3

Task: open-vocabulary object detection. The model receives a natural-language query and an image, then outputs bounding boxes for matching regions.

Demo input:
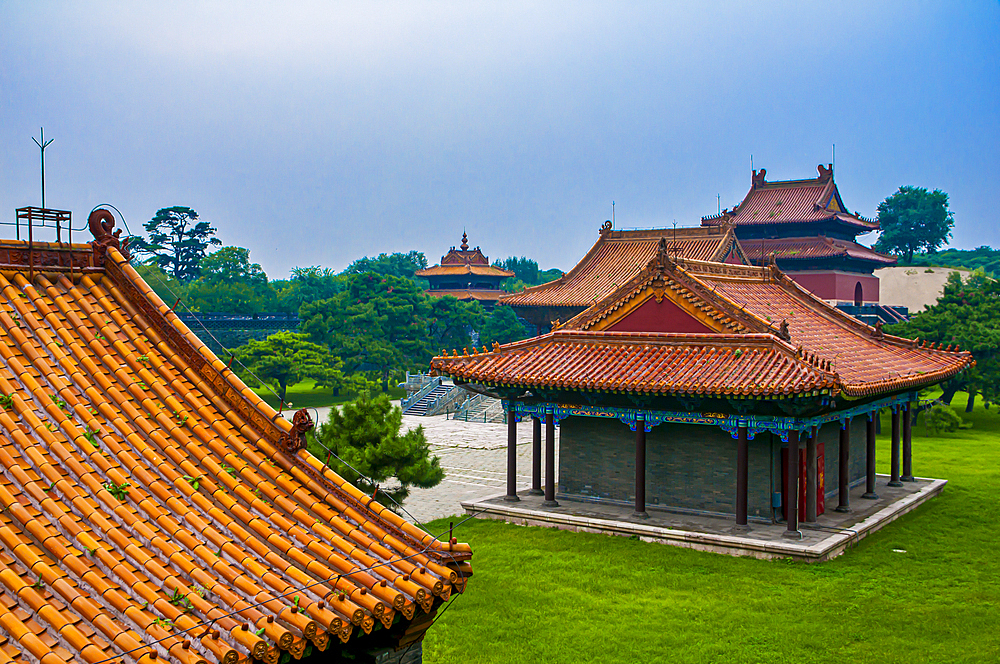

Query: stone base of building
[372,642,422,664]
[462,475,946,562]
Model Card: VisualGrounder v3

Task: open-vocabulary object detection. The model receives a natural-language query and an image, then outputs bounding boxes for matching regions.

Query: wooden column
[504,405,519,502]
[529,416,543,495]
[902,403,914,482]
[836,419,851,513]
[734,425,750,533]
[783,430,801,539]
[805,428,817,522]
[543,412,559,506]
[889,408,903,487]
[862,413,879,499]
[633,419,648,518]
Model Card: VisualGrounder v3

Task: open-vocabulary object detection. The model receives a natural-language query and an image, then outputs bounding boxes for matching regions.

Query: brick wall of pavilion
[558,414,870,519]
[558,417,772,518]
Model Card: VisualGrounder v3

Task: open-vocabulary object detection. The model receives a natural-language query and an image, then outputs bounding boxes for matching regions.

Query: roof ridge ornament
[460,232,469,251]
[752,168,766,188]
[88,208,131,262]
[817,163,833,180]
[600,220,613,236]
[278,408,314,453]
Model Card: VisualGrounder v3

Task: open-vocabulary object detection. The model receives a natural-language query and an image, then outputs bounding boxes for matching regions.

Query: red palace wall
[784,271,880,305]
[608,297,714,333]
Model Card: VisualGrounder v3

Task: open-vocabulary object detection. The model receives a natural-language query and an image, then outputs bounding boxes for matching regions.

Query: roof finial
[460,231,469,251]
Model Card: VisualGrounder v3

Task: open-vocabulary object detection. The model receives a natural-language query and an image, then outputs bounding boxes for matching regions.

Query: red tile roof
[432,331,839,397]
[742,236,896,266]
[500,225,743,309]
[0,237,470,663]
[416,264,513,278]
[703,165,878,232]
[440,243,971,399]
[426,289,507,302]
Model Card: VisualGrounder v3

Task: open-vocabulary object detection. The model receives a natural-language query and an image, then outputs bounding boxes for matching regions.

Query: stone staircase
[451,394,505,423]
[402,383,454,415]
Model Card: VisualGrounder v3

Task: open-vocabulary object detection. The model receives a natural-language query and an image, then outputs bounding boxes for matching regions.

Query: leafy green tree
[479,305,528,348]
[272,266,344,313]
[494,256,539,284]
[134,261,188,305]
[234,331,344,403]
[874,186,955,263]
[300,273,432,390]
[343,251,428,280]
[186,246,277,314]
[427,297,485,352]
[887,270,1000,408]
[903,246,1000,278]
[132,207,222,281]
[306,390,443,506]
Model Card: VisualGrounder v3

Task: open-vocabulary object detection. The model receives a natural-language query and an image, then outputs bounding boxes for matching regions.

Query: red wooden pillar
[734,425,750,533]
[783,430,801,539]
[889,408,903,487]
[862,413,879,500]
[544,412,559,507]
[805,428,818,522]
[836,419,851,513]
[634,419,648,518]
[504,405,519,502]
[901,402,914,482]
[529,416,543,495]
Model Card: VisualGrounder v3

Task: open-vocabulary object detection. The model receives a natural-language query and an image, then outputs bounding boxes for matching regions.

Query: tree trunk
[279,380,287,403]
[940,384,959,405]
[966,391,976,412]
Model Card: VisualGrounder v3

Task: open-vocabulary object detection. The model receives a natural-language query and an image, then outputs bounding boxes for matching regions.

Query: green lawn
[252,379,405,409]
[423,394,1000,663]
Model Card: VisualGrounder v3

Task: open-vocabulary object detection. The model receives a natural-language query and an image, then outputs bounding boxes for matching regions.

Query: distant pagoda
[416,232,514,309]
[702,164,896,307]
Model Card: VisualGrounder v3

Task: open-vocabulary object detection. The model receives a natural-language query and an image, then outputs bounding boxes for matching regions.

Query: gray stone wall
[558,416,773,518]
[372,642,422,664]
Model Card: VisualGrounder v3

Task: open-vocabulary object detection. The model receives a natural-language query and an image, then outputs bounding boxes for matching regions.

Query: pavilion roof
[500,224,744,309]
[425,289,507,302]
[437,243,971,399]
[0,233,469,663]
[415,264,513,278]
[702,164,879,233]
[432,331,838,397]
[741,236,896,266]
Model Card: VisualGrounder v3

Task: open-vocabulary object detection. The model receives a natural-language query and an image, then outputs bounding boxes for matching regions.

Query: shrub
[925,403,970,434]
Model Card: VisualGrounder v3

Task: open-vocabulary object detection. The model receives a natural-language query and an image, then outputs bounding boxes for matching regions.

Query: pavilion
[702,164,896,307]
[415,232,513,310]
[431,236,970,549]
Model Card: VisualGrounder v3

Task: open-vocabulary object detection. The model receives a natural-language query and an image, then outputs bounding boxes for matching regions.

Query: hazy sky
[2,1,997,278]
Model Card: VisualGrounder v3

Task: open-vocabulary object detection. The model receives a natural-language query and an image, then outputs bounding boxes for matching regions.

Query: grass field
[252,379,405,409]
[422,394,999,663]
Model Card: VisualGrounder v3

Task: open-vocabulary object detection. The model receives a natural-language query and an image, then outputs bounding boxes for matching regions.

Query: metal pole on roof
[31,128,54,209]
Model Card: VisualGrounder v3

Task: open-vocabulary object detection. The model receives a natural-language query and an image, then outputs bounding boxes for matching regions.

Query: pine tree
[307,391,444,506]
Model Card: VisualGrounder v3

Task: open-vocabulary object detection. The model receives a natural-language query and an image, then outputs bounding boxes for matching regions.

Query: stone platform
[462,474,945,562]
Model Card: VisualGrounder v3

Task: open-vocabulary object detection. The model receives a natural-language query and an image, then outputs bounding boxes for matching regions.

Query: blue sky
[2,1,997,278]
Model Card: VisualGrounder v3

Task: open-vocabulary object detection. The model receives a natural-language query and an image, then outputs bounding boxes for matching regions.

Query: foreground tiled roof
[0,235,470,663]
[431,331,838,397]
[500,225,743,309]
[442,244,971,399]
[702,165,878,232]
[741,236,896,266]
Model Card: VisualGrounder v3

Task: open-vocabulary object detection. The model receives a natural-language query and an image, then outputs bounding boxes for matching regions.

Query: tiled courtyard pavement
[309,409,557,525]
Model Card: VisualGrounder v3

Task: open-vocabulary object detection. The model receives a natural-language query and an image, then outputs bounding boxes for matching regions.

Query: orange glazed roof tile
[415,264,513,278]
[425,289,507,302]
[500,225,743,309]
[0,227,469,663]
[741,236,896,266]
[431,331,839,397]
[702,164,879,232]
